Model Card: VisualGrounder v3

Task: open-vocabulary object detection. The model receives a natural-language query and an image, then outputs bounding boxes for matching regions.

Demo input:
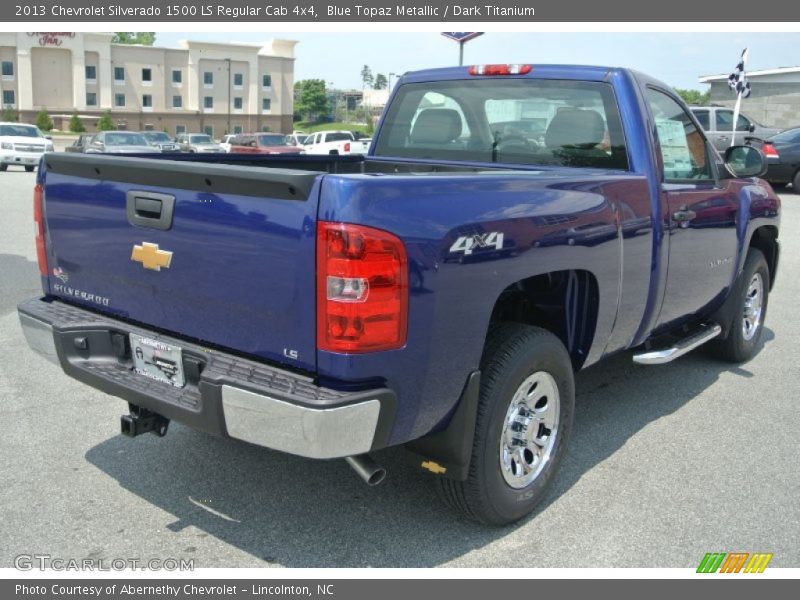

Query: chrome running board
[633,323,722,365]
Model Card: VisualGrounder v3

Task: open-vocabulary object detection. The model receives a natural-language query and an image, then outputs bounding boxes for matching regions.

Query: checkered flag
[728,48,751,98]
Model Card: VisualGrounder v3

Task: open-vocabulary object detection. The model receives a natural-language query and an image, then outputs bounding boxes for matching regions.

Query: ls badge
[131,242,173,271]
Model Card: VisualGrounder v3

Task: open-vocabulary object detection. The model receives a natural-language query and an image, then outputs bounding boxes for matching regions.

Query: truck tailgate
[40,154,321,372]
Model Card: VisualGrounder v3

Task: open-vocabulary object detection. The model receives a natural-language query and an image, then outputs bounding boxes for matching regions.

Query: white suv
[0,122,54,172]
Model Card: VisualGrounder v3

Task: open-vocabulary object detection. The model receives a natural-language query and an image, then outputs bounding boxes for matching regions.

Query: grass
[294,121,372,134]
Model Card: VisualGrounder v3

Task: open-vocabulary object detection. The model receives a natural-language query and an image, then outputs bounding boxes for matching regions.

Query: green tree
[373,73,388,90]
[1,106,18,122]
[35,110,54,132]
[294,79,329,123]
[112,32,156,45]
[97,110,116,131]
[360,65,374,89]
[68,111,86,133]
[675,88,711,106]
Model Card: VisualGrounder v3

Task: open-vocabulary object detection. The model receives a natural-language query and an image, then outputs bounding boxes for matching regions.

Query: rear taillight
[33,183,48,276]
[344,142,351,153]
[762,142,779,158]
[317,222,408,353]
[469,64,532,76]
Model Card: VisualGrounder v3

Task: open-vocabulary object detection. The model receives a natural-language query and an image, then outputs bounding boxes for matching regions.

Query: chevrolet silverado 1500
[18,64,780,524]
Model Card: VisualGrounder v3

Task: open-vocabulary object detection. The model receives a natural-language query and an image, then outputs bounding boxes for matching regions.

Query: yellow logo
[421,460,447,475]
[131,242,173,271]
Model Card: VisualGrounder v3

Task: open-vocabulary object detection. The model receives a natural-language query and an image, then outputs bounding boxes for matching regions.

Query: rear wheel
[708,248,769,362]
[25,166,35,172]
[0,164,7,172]
[793,170,800,193]
[437,324,574,525]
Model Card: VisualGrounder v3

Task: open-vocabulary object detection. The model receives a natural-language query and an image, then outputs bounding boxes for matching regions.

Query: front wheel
[437,324,575,525]
[793,170,800,193]
[25,165,35,172]
[0,164,7,172]
[708,248,769,362]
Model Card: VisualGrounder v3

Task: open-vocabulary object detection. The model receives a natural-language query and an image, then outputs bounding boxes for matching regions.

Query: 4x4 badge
[131,242,173,271]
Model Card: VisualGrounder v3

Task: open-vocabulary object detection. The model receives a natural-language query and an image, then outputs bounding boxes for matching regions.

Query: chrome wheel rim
[500,371,560,489]
[742,273,764,342]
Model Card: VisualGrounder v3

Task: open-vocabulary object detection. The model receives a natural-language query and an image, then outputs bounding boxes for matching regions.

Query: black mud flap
[404,371,481,481]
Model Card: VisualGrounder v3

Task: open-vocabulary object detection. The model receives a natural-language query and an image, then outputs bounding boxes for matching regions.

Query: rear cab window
[373,78,628,169]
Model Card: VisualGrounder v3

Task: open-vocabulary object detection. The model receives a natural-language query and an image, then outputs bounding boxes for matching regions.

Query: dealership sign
[28,32,76,47]
[441,32,484,43]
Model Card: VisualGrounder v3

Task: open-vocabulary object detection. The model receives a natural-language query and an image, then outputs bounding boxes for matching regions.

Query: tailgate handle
[126,191,175,231]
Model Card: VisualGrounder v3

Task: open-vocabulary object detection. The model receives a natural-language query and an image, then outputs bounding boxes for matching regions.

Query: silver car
[176,133,222,153]
[84,131,161,154]
[689,106,783,151]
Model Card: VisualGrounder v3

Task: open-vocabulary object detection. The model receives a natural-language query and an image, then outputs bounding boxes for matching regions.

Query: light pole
[225,58,231,136]
[388,72,397,90]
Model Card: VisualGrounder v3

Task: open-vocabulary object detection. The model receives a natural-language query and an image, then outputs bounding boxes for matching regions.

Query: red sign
[28,32,76,47]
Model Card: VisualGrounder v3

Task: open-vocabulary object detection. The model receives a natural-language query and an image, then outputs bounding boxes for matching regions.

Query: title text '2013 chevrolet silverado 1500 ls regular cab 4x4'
[19,64,780,525]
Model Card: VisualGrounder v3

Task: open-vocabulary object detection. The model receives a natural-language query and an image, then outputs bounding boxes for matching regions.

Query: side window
[646,88,713,182]
[716,110,734,132]
[692,109,710,131]
[736,114,751,132]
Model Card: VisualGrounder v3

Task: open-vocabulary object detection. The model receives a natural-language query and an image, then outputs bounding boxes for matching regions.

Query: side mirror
[749,123,756,133]
[45,135,53,140]
[724,145,767,178]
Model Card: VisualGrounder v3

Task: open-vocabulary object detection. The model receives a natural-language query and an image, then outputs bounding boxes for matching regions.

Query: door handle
[126,191,175,230]
[673,208,697,223]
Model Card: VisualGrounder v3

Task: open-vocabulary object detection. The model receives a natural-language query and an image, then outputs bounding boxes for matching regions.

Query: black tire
[768,182,787,190]
[25,166,35,172]
[708,248,769,363]
[437,323,575,525]
[0,164,7,172]
[793,170,800,193]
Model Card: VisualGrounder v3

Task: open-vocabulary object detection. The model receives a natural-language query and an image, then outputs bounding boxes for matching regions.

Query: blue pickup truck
[18,64,780,525]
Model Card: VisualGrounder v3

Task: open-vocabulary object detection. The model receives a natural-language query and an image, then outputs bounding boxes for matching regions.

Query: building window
[85,65,96,82]
[2,90,15,105]
[204,96,214,110]
[262,74,272,89]
[172,95,182,108]
[262,98,271,113]
[172,69,182,86]
[114,67,124,84]
[86,92,97,106]
[115,93,125,107]
[203,71,213,87]
[234,73,243,88]
[142,68,152,85]
[233,125,243,134]
[233,97,243,110]
[142,94,153,110]
[1,61,14,79]
[175,124,186,135]
[203,125,213,137]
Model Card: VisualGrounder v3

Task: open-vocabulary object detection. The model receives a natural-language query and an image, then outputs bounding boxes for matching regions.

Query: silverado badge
[131,242,173,271]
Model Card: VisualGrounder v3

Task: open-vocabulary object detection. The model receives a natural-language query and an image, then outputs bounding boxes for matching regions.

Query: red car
[229,133,304,154]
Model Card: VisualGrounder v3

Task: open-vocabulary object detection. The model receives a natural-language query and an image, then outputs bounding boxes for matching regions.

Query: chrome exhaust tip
[345,454,386,486]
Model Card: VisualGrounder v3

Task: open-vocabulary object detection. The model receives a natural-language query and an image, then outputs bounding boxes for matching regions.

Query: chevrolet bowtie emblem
[131,242,173,271]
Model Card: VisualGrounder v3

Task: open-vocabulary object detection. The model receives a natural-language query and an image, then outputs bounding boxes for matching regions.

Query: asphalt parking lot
[0,167,798,569]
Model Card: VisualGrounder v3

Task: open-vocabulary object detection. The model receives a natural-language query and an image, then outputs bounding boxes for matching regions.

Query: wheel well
[749,226,778,290]
[487,270,599,370]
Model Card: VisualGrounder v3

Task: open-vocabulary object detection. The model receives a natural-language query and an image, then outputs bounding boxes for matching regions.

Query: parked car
[302,130,370,155]
[760,127,800,192]
[0,122,54,171]
[689,106,782,151]
[229,133,304,155]
[285,132,308,146]
[219,134,237,153]
[65,134,94,154]
[19,64,780,525]
[140,131,181,153]
[84,132,161,154]
[176,133,222,153]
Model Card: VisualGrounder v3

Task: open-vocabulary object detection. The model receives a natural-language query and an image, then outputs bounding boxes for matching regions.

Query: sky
[154,31,800,91]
